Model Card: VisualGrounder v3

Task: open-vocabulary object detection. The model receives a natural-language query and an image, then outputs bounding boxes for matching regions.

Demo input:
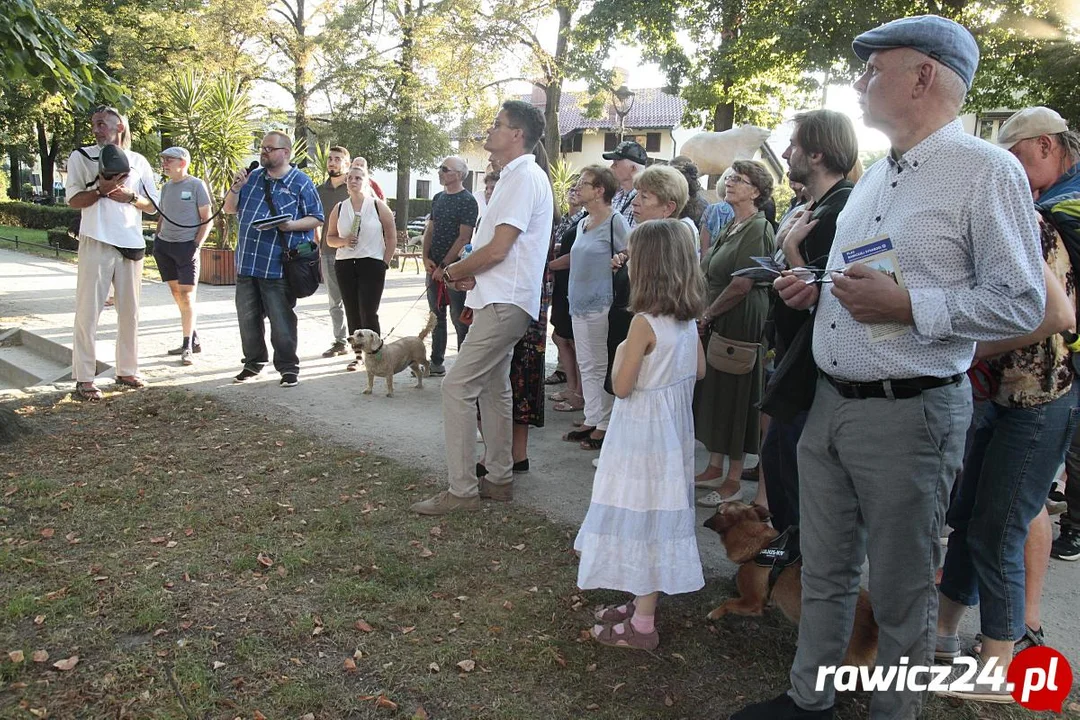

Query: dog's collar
[370,336,384,354]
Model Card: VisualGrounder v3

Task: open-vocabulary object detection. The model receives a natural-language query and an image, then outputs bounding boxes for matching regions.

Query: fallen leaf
[28,708,47,718]
[612,682,625,694]
[585,663,597,672]
[165,541,178,549]
[149,537,166,544]
[586,703,599,710]
[412,706,429,720]
[184,528,194,537]
[40,528,54,539]
[31,650,48,663]
[343,658,357,673]
[52,656,79,671]
[8,650,24,663]
[353,649,363,660]
[253,712,267,720]
[428,526,442,537]
[33,615,45,626]
[3,486,17,497]
[256,553,273,568]
[418,547,434,558]
[664,694,674,707]
[212,661,226,670]
[456,659,475,672]
[502,600,513,611]
[354,619,373,633]
[512,543,525,551]
[301,715,315,720]
[428,662,440,673]
[375,695,397,710]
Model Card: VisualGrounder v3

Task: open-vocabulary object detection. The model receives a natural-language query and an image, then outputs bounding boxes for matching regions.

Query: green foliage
[161,71,256,249]
[0,0,127,110]
[0,171,8,200]
[386,197,433,218]
[0,201,79,230]
[550,158,577,217]
[46,226,77,251]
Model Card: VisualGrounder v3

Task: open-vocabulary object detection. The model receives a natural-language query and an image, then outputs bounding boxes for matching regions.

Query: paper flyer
[840,236,910,342]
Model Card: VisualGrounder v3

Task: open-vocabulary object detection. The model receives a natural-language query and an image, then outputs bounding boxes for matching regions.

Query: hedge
[386,197,433,219]
[0,202,80,231]
[46,227,78,251]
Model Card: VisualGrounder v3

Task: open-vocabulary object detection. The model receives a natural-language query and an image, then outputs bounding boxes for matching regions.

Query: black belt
[821,372,963,400]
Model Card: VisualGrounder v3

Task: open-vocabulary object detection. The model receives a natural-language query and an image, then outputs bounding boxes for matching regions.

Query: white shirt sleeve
[65,150,95,203]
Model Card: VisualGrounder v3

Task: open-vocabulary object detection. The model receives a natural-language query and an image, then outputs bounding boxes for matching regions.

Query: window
[416,180,431,199]
[560,132,583,153]
[646,132,661,152]
[463,172,474,192]
[604,133,618,152]
[978,120,994,141]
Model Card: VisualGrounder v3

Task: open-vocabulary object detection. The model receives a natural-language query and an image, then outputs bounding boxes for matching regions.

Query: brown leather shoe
[479,477,513,502]
[409,491,479,516]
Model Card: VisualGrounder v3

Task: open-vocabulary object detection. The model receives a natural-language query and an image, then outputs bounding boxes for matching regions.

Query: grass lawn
[0,389,1073,719]
[0,224,161,280]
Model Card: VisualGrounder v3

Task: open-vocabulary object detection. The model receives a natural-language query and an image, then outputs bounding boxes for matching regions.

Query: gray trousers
[442,303,531,498]
[789,377,971,720]
[320,250,346,344]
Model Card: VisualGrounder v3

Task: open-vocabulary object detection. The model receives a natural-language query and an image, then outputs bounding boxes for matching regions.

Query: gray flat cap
[852,15,980,89]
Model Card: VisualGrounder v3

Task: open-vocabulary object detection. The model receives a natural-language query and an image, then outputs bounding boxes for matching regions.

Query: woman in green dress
[693,160,775,506]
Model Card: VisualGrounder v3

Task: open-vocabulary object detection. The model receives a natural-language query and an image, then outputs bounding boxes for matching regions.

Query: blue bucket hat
[852,15,980,89]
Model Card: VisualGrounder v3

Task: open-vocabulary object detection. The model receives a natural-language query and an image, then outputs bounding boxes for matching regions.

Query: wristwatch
[442,266,454,284]
[128,193,140,205]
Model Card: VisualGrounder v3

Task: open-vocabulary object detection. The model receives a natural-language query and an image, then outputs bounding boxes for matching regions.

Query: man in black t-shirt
[316,146,352,357]
[422,156,479,375]
[761,109,858,533]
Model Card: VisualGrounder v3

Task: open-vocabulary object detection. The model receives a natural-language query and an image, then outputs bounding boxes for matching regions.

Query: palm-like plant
[162,71,255,248]
[549,158,577,217]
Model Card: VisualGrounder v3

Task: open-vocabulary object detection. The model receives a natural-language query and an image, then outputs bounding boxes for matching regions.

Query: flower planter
[199,246,237,286]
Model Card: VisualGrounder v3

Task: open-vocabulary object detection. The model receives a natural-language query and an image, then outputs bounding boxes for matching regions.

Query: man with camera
[223,131,323,388]
[65,105,159,401]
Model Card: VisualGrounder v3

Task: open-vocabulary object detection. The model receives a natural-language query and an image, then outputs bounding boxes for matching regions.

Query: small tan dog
[349,312,437,397]
[703,501,878,668]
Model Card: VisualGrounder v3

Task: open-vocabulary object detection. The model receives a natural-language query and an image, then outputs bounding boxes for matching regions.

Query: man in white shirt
[66,106,160,401]
[732,15,1045,720]
[411,100,553,515]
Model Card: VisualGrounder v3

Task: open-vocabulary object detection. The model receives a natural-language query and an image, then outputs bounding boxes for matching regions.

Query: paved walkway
[1,245,1077,668]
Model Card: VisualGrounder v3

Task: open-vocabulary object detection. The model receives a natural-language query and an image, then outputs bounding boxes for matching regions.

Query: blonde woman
[325,165,397,370]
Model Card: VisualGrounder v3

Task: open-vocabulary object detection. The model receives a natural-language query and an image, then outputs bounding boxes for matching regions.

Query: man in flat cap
[604,140,647,228]
[732,15,1046,720]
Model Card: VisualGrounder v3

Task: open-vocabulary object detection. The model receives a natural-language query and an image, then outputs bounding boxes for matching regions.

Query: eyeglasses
[260,146,287,153]
[724,175,753,186]
[438,165,460,173]
[90,105,122,119]
[490,120,519,131]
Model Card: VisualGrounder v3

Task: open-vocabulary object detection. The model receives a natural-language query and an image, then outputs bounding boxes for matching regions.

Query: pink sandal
[592,620,658,651]
[594,601,635,623]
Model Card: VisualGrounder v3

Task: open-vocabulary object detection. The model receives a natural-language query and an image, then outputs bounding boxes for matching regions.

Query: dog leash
[381,285,432,340]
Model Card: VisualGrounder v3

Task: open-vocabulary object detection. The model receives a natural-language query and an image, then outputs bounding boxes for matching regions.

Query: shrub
[46,227,78,251]
[386,197,432,219]
[0,201,80,230]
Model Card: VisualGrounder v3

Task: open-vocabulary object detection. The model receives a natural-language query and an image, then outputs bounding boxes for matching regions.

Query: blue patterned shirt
[235,166,324,279]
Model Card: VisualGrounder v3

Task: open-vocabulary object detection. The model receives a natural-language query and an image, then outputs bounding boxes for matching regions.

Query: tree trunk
[394,0,416,230]
[0,405,33,446]
[8,152,20,200]
[35,119,59,204]
[292,0,311,154]
[543,2,573,158]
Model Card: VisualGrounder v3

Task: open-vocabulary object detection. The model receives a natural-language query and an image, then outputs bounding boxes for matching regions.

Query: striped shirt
[235,166,323,279]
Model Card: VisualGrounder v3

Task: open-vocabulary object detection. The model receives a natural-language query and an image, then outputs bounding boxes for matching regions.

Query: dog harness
[754,525,801,592]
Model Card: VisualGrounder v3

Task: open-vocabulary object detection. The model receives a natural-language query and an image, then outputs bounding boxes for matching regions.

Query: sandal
[563,426,596,442]
[971,625,1044,656]
[580,435,604,450]
[594,601,635,624]
[114,375,147,389]
[347,360,360,371]
[74,382,103,401]
[592,620,658,651]
[544,370,567,385]
[549,390,570,402]
[553,399,584,412]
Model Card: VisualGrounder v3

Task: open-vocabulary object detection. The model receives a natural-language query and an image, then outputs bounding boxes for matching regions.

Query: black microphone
[248,161,259,172]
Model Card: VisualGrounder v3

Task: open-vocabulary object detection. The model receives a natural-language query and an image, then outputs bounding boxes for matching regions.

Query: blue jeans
[940,386,1080,642]
[235,275,299,375]
[426,274,468,365]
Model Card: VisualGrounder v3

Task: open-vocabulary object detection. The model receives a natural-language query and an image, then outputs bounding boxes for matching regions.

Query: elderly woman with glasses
[693,160,775,507]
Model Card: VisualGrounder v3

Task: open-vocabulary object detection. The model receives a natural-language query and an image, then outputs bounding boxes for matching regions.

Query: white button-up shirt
[813,119,1045,382]
[467,153,553,319]
[65,145,159,249]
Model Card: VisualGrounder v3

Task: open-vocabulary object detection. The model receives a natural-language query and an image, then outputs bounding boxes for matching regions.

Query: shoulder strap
[609,214,615,257]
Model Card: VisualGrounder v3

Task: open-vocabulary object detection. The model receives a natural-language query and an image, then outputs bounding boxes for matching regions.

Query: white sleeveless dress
[574,313,705,596]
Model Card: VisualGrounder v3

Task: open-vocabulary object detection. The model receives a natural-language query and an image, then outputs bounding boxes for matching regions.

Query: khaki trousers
[73,235,142,382]
[442,303,531,498]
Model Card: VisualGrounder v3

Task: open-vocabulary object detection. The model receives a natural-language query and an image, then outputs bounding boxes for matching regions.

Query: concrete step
[0,328,110,390]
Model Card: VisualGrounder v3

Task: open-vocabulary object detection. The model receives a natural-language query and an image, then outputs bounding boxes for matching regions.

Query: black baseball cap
[602,140,648,165]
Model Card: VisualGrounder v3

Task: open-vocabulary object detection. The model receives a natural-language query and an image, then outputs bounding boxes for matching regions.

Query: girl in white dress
[574,218,707,650]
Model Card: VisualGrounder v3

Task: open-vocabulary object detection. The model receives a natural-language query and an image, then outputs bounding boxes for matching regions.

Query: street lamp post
[612,85,636,142]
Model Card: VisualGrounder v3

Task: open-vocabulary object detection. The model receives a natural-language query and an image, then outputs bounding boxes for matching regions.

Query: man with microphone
[223,131,323,388]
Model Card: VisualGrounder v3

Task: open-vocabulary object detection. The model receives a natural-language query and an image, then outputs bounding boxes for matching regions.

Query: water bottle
[459,243,473,261]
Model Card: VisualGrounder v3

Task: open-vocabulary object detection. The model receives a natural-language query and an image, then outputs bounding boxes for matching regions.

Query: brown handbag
[706,332,760,375]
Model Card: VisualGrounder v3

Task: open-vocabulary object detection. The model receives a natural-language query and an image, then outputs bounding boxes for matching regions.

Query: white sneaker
[180,347,194,366]
[696,489,739,508]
